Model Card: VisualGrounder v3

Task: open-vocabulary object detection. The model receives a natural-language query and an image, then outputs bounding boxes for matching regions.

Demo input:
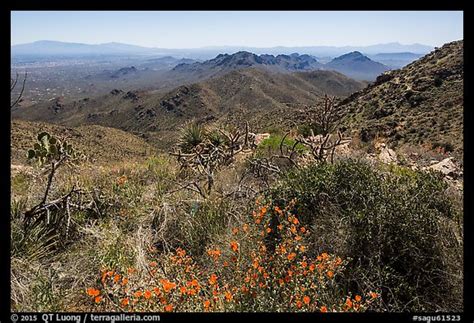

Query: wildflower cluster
[86,199,379,312]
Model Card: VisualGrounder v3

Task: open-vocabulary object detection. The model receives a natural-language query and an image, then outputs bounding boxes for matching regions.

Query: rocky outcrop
[424,157,461,179]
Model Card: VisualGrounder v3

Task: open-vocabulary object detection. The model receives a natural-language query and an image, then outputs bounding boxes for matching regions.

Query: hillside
[11,119,155,166]
[12,68,365,141]
[337,40,463,154]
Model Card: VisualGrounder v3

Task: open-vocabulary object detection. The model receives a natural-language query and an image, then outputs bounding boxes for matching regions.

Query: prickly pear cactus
[27,132,78,166]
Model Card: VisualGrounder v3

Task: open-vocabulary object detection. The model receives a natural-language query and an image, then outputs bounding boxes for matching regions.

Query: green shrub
[270,159,462,311]
[257,134,306,156]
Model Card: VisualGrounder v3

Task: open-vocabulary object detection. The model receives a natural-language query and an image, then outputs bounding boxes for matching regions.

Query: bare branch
[11,71,27,109]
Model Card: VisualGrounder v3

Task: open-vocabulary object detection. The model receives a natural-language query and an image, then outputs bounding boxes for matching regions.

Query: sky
[11,11,463,48]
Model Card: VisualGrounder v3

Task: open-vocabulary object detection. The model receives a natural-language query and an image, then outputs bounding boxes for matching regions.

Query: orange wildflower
[252,260,259,269]
[355,295,362,302]
[370,292,378,299]
[309,263,316,272]
[164,304,174,312]
[320,306,328,313]
[292,217,299,225]
[153,287,161,296]
[160,279,176,293]
[296,300,303,309]
[277,224,283,231]
[266,227,272,233]
[230,241,239,252]
[144,290,152,299]
[86,288,100,297]
[204,300,211,310]
[113,274,121,283]
[327,271,334,279]
[295,235,302,241]
[189,279,199,287]
[121,298,130,307]
[232,227,239,235]
[207,249,222,260]
[180,286,187,295]
[290,225,297,234]
[134,291,143,298]
[321,252,329,260]
[121,277,129,286]
[149,261,157,267]
[225,291,233,302]
[116,175,127,186]
[303,296,311,305]
[301,261,308,268]
[346,298,353,309]
[242,224,249,232]
[176,248,186,257]
[299,245,306,252]
[94,296,102,304]
[255,218,261,224]
[287,252,297,261]
[260,206,267,215]
[209,273,218,285]
[300,226,306,233]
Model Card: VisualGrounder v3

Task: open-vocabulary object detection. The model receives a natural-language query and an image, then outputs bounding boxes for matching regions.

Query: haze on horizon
[11,11,463,49]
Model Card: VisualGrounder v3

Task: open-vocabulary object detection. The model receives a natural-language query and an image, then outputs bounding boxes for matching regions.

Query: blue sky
[11,11,463,48]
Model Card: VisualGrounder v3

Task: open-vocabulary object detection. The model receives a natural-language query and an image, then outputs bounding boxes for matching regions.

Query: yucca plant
[179,123,206,153]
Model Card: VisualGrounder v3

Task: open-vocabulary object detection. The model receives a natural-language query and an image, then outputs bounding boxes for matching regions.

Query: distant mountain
[171,51,390,82]
[172,51,322,74]
[139,56,199,70]
[11,40,435,59]
[11,40,157,56]
[337,40,463,153]
[368,52,424,68]
[325,51,390,80]
[194,43,434,58]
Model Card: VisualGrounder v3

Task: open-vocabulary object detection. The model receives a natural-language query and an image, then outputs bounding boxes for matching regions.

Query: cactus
[27,132,78,167]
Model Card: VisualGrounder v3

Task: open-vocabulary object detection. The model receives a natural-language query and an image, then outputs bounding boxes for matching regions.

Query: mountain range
[11,40,434,59]
[11,40,463,154]
[170,51,389,81]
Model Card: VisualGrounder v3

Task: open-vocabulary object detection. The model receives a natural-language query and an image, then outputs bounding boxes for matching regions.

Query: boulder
[378,146,398,164]
[424,157,460,178]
